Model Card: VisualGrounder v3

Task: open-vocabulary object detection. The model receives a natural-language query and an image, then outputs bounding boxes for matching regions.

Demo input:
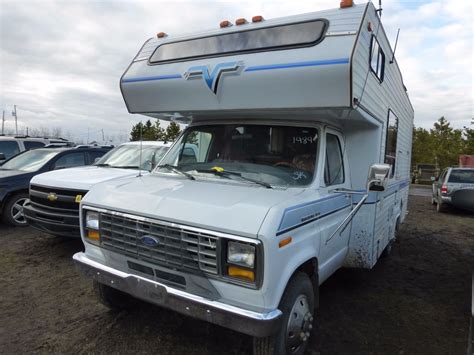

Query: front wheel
[2,193,29,226]
[253,272,315,355]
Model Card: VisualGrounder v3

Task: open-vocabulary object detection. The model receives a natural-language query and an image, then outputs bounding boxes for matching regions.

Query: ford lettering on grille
[139,235,160,247]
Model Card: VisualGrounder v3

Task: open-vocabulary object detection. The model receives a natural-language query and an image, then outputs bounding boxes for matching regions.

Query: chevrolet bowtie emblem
[47,192,58,202]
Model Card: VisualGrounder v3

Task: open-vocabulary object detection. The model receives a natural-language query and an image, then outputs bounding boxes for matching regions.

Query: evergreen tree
[163,122,181,142]
[155,120,166,141]
[129,122,144,141]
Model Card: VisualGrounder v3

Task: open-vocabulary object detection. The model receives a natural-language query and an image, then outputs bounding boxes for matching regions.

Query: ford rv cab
[73,2,414,354]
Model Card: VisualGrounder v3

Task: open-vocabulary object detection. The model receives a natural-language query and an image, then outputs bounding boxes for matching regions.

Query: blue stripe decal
[277,179,410,234]
[245,58,350,72]
[122,74,182,83]
[121,58,350,84]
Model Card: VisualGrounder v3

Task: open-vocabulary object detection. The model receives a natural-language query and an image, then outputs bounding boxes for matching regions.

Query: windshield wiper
[196,169,272,189]
[95,163,110,167]
[156,164,195,180]
[113,165,141,169]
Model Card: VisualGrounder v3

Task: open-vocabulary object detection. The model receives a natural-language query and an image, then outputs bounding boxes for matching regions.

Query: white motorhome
[74,2,414,354]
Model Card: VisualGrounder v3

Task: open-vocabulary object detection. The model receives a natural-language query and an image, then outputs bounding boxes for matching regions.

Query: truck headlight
[227,241,255,268]
[85,210,100,242]
[86,211,99,230]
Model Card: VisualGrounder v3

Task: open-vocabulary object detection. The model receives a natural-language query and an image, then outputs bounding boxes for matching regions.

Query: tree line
[412,117,473,170]
[129,120,181,142]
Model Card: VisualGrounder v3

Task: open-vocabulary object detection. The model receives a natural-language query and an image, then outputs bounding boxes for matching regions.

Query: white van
[73,2,414,354]
[24,141,170,237]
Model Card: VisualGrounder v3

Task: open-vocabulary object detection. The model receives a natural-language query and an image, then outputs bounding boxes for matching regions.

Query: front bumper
[73,252,282,337]
[24,204,80,237]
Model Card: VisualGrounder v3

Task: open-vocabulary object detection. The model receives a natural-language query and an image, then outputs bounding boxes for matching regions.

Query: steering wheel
[273,161,295,168]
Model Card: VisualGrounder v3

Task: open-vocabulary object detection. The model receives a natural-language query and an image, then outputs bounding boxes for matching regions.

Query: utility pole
[12,105,18,135]
[1,110,4,135]
[87,127,90,144]
[101,129,105,142]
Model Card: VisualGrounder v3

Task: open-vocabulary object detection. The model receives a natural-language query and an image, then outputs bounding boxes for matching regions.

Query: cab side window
[324,133,345,186]
[53,152,86,170]
[384,110,399,178]
[23,141,45,150]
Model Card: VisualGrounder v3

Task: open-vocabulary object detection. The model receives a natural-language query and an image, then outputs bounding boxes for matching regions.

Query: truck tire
[2,192,29,226]
[253,272,314,355]
[93,280,132,311]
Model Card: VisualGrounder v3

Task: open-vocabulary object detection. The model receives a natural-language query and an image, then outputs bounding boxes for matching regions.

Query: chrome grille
[99,212,218,275]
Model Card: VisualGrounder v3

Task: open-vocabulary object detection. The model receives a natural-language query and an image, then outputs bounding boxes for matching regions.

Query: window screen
[370,35,385,82]
[150,20,327,63]
[384,110,399,177]
[324,134,345,186]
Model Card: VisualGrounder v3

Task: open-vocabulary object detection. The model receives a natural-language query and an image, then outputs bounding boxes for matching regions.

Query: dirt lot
[1,193,473,354]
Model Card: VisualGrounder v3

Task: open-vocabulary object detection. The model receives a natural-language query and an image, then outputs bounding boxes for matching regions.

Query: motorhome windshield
[96,144,169,170]
[149,20,327,63]
[157,124,318,187]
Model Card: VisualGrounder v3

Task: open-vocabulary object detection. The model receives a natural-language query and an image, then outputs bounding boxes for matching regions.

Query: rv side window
[150,20,327,64]
[324,134,344,186]
[384,110,399,177]
[370,35,385,82]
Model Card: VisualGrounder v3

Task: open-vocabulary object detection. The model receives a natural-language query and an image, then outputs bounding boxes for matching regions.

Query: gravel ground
[0,194,473,354]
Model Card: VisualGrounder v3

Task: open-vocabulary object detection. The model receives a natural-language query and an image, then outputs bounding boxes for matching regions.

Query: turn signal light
[235,18,248,26]
[252,15,264,23]
[87,230,100,241]
[157,32,168,38]
[228,266,255,282]
[279,237,292,248]
[220,20,232,28]
[340,0,353,8]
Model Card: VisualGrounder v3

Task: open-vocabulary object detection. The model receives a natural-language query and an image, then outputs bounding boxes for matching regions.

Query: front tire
[253,272,315,355]
[2,193,29,226]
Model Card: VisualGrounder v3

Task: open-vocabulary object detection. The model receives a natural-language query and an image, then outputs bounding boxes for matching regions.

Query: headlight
[227,241,255,268]
[85,211,99,230]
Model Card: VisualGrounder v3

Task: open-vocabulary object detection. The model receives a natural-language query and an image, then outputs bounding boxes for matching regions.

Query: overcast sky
[0,0,472,143]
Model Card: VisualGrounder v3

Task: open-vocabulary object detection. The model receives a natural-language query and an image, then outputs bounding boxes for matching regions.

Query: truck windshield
[0,149,60,172]
[96,144,169,171]
[157,124,318,187]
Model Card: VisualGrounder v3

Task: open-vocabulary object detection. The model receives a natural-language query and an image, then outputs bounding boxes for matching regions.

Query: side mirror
[430,176,437,182]
[142,159,153,171]
[0,153,6,161]
[367,164,391,191]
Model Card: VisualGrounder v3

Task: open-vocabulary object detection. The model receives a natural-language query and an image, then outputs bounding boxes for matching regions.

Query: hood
[0,169,33,183]
[31,166,147,191]
[83,174,299,237]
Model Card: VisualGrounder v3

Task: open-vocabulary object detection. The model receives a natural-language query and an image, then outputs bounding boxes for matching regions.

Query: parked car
[0,136,74,163]
[0,147,109,226]
[432,167,474,212]
[412,163,437,184]
[24,141,171,237]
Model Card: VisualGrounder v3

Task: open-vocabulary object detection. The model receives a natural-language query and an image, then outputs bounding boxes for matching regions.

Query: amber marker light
[340,0,353,8]
[87,230,100,241]
[220,20,232,28]
[157,32,168,38]
[367,22,373,32]
[235,18,248,26]
[228,266,255,282]
[252,15,264,23]
[279,237,292,248]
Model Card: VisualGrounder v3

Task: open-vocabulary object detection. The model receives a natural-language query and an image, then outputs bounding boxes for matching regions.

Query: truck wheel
[253,272,314,355]
[2,193,29,226]
[93,280,132,311]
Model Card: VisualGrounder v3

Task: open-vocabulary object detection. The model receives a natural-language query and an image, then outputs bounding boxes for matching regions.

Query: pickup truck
[24,141,170,237]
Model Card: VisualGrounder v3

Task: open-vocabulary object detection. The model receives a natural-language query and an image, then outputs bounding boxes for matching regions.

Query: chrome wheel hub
[286,294,313,353]
[11,198,29,224]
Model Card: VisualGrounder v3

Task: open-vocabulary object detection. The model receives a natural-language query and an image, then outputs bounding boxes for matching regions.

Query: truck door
[318,130,352,275]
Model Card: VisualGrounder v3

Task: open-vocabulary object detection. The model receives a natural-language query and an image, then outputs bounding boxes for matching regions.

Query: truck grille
[99,212,219,275]
[29,184,88,212]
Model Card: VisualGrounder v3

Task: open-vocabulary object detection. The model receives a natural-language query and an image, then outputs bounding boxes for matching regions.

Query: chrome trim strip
[82,205,261,245]
[73,252,281,321]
